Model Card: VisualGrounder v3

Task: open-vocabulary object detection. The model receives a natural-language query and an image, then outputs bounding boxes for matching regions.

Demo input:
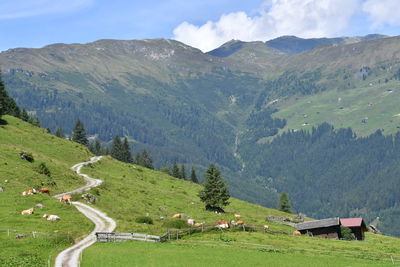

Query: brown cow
[234,214,241,219]
[293,230,301,236]
[39,188,50,195]
[22,189,37,196]
[236,220,245,225]
[216,220,229,229]
[21,208,34,215]
[59,194,72,204]
[194,222,204,227]
[172,213,181,219]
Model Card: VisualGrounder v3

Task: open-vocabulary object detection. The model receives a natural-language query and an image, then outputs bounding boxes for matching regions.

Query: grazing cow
[293,231,301,236]
[236,220,245,225]
[15,234,26,239]
[39,188,50,195]
[263,225,269,230]
[22,189,37,196]
[59,194,72,204]
[43,214,60,221]
[21,208,34,215]
[194,222,204,227]
[216,220,229,229]
[187,219,195,225]
[172,213,181,219]
[234,214,241,219]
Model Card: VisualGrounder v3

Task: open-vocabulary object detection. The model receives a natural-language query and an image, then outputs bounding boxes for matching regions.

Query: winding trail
[54,156,116,267]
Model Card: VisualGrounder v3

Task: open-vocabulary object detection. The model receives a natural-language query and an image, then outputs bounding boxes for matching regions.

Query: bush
[135,216,153,224]
[340,226,355,241]
[36,162,51,177]
[162,219,188,229]
[20,151,34,162]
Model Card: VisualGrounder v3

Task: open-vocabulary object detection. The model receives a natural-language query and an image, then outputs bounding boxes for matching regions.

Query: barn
[296,217,341,239]
[340,218,367,240]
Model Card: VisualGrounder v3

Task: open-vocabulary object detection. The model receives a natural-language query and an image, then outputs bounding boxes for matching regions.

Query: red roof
[340,218,364,227]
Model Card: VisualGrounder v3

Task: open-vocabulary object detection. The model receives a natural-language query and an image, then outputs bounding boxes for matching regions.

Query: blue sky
[1,0,399,52]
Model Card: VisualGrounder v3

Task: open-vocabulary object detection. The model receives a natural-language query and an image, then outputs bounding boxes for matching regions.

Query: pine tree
[0,73,20,118]
[191,167,199,183]
[180,165,186,180]
[72,119,88,146]
[199,163,230,212]
[55,128,65,138]
[20,108,30,122]
[121,137,133,163]
[94,138,102,155]
[171,162,180,178]
[111,135,123,161]
[135,150,153,169]
[278,192,292,213]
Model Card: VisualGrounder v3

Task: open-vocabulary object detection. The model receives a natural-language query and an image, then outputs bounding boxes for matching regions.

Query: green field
[273,80,400,139]
[0,116,92,266]
[82,240,395,267]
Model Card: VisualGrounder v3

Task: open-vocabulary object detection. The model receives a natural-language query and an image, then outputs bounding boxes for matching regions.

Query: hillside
[1,115,400,266]
[0,115,93,266]
[2,35,400,236]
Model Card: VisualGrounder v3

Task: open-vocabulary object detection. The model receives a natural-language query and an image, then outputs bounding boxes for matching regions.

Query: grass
[80,156,296,235]
[82,241,394,267]
[271,80,400,139]
[0,116,93,266]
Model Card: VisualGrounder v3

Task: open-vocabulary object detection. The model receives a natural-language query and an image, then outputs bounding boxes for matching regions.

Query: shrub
[162,219,188,229]
[135,216,153,224]
[340,226,355,241]
[20,151,34,162]
[37,162,51,177]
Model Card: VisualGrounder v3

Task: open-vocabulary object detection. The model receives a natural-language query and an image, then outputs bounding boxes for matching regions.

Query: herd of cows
[19,187,72,221]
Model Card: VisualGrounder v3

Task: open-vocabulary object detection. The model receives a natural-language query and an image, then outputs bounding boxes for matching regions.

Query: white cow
[43,214,60,221]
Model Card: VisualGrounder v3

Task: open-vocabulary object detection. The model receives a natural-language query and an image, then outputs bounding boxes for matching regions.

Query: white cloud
[173,0,360,52]
[362,0,400,28]
[0,0,94,20]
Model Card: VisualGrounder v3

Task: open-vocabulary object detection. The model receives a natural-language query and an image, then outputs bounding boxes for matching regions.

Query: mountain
[2,35,400,236]
[265,34,387,55]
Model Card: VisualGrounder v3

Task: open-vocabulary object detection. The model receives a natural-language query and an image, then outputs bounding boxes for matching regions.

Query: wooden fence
[95,232,161,243]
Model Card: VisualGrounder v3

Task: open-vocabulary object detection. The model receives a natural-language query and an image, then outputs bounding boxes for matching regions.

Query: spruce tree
[171,162,180,178]
[94,138,102,155]
[0,73,20,118]
[72,119,88,146]
[180,164,186,180]
[55,128,65,138]
[135,150,154,169]
[278,192,292,213]
[20,108,30,122]
[111,135,123,161]
[121,137,133,163]
[190,167,199,183]
[199,164,230,212]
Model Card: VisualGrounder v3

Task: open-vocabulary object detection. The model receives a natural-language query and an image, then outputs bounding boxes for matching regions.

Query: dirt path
[54,156,116,267]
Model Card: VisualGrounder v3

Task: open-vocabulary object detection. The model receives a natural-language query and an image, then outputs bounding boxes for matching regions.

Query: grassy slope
[80,156,400,266]
[269,80,400,140]
[0,116,93,266]
[80,156,294,235]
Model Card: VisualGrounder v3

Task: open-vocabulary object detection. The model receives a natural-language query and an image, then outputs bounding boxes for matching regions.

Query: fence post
[391,256,394,264]
[7,229,10,237]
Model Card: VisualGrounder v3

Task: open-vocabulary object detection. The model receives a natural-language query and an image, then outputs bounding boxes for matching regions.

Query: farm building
[340,218,367,240]
[295,217,368,240]
[296,217,341,239]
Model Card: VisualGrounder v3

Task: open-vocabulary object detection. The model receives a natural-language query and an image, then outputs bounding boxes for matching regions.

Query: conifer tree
[0,73,20,118]
[278,192,292,213]
[55,128,65,138]
[180,164,186,180]
[191,167,199,183]
[121,137,133,163]
[171,162,180,178]
[111,135,123,161]
[199,164,230,212]
[135,150,152,168]
[20,108,30,122]
[72,119,88,146]
[94,138,102,155]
